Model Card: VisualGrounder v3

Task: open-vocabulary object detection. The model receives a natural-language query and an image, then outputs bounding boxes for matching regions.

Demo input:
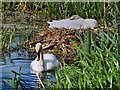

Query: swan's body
[31,53,60,73]
[47,15,97,29]
[30,43,60,88]
[48,18,89,29]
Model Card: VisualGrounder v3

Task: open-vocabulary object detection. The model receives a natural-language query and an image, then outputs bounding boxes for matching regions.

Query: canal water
[0,11,56,89]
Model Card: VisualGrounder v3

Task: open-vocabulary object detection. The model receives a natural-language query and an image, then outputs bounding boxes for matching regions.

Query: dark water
[0,11,56,89]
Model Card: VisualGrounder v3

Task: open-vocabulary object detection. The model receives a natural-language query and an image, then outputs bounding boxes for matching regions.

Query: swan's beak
[37,52,40,61]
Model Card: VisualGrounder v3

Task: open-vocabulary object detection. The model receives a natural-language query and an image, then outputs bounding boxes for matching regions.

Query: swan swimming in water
[30,43,60,88]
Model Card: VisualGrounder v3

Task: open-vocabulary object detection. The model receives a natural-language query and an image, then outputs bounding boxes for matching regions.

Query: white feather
[30,43,60,74]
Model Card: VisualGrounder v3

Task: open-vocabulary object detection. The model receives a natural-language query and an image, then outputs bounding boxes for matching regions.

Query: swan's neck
[39,49,44,67]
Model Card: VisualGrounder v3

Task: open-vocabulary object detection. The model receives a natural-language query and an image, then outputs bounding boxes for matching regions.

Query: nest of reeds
[23,26,111,63]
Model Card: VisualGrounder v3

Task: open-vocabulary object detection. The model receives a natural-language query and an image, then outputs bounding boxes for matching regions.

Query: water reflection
[1,11,55,89]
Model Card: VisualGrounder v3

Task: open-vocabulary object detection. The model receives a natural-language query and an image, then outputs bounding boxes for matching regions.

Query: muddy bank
[2,10,48,29]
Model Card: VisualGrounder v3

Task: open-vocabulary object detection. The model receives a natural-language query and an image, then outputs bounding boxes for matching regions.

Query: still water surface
[1,11,56,89]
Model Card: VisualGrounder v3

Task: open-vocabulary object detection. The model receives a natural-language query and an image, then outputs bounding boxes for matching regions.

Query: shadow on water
[1,10,56,89]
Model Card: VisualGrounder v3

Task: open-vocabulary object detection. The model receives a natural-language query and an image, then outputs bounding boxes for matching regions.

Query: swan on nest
[47,15,97,29]
[70,15,82,20]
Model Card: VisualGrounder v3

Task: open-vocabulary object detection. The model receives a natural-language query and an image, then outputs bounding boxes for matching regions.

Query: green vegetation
[3,66,32,89]
[2,2,120,23]
[2,1,120,89]
[0,27,15,50]
[46,6,120,89]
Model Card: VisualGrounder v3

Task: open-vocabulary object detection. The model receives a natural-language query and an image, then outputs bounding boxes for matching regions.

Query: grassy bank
[2,2,120,24]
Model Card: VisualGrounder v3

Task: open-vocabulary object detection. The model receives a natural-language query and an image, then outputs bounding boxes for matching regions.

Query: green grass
[2,2,120,24]
[0,27,16,51]
[46,6,120,89]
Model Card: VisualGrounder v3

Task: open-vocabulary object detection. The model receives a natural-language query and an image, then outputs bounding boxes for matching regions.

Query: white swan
[70,15,82,20]
[30,43,60,88]
[47,15,97,29]
[70,15,98,29]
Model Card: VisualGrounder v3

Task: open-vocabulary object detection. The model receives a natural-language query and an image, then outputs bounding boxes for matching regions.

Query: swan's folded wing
[54,60,60,68]
[43,54,60,71]
[30,61,35,73]
[84,19,98,29]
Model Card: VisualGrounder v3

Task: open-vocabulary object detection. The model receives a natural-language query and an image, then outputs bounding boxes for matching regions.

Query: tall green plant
[75,28,91,60]
[0,27,15,50]
[52,26,120,88]
[3,66,32,89]
[3,66,22,89]
[86,28,91,54]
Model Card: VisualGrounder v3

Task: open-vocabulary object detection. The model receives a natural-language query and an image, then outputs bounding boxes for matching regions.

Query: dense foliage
[2,2,120,23]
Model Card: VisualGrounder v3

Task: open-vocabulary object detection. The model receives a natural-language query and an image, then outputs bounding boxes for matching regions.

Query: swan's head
[70,15,81,20]
[35,43,42,61]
